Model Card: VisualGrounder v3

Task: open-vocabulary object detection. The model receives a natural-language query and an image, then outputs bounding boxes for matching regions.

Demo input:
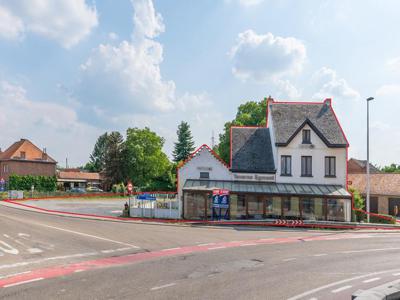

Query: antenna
[66,157,68,169]
[211,130,215,149]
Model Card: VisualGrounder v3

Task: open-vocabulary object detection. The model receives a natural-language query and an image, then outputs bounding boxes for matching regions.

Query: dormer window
[302,129,311,144]
[20,151,26,159]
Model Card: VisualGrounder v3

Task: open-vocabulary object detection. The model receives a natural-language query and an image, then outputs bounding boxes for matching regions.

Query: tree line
[83,122,195,191]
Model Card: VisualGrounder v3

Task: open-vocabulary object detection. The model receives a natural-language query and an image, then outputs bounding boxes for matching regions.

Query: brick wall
[0,160,56,181]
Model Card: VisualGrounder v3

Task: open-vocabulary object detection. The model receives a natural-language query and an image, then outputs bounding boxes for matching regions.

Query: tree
[104,131,125,187]
[173,121,195,163]
[87,132,109,172]
[381,163,400,173]
[215,99,267,164]
[124,127,175,191]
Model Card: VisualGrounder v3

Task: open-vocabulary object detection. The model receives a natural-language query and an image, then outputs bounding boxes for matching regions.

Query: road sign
[136,194,157,201]
[127,182,133,193]
[212,189,230,209]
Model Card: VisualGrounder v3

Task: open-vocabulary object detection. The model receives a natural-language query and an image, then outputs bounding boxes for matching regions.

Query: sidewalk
[2,199,400,231]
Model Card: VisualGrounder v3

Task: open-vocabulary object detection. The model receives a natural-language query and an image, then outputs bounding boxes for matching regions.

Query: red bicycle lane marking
[0,233,367,288]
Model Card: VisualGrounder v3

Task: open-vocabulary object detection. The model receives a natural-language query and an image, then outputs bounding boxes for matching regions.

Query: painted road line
[25,222,139,249]
[150,283,176,291]
[74,269,85,273]
[27,248,43,254]
[162,247,181,251]
[393,273,400,276]
[287,269,400,300]
[0,271,31,280]
[341,247,400,254]
[283,258,296,262]
[239,243,257,247]
[101,249,116,254]
[363,277,381,283]
[197,243,215,246]
[313,254,327,257]
[331,285,352,293]
[4,277,44,288]
[207,246,226,250]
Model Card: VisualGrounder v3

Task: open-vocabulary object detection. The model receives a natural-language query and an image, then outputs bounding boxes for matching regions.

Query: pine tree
[173,121,195,163]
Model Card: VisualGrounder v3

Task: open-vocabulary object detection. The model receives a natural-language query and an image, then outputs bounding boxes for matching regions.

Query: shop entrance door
[389,198,400,217]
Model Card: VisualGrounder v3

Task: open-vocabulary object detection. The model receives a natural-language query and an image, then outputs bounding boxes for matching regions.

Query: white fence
[129,193,179,219]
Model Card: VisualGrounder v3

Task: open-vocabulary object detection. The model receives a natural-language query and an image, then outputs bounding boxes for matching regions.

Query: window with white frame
[281,155,292,176]
[301,156,312,177]
[325,156,336,177]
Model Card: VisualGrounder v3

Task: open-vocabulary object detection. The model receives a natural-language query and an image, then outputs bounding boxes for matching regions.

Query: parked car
[69,187,86,193]
[86,187,103,193]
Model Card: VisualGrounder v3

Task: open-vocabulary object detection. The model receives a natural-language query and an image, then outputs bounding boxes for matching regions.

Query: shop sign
[233,173,275,182]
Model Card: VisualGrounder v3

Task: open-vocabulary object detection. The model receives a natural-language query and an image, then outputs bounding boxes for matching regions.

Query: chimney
[324,98,332,106]
[42,148,48,161]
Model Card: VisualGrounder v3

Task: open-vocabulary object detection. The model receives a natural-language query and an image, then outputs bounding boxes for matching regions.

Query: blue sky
[0,0,399,167]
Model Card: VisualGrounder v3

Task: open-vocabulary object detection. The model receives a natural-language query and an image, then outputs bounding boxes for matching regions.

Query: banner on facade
[212,189,230,209]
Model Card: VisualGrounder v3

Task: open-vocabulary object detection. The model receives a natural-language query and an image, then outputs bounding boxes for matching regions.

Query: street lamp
[366,96,374,222]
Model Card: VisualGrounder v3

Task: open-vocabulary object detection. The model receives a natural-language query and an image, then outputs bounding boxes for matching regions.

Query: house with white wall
[177,98,352,221]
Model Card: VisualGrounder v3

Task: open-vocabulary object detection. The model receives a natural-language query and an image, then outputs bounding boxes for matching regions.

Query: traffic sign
[127,182,133,193]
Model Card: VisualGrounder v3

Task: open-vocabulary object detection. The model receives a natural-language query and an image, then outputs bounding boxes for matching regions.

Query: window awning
[183,179,351,198]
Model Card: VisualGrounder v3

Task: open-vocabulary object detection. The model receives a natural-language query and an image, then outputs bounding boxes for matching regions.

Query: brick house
[348,158,381,174]
[57,169,103,190]
[0,139,57,182]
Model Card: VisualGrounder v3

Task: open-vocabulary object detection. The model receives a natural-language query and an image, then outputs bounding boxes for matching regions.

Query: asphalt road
[1,203,400,299]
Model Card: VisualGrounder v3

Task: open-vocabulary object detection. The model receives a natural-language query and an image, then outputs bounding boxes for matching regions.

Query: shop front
[183,180,351,221]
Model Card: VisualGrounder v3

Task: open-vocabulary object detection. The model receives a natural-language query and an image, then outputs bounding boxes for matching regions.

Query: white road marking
[239,243,257,247]
[3,235,10,238]
[308,298,318,300]
[27,248,43,254]
[4,277,44,288]
[313,254,327,257]
[197,243,215,246]
[363,277,380,283]
[283,258,296,262]
[0,241,19,255]
[150,283,176,291]
[393,272,400,276]
[74,269,85,273]
[34,223,139,248]
[341,247,400,254]
[331,285,352,293]
[18,233,30,238]
[207,246,226,250]
[101,249,115,254]
[287,268,400,300]
[162,247,181,251]
[0,271,31,280]
[115,247,132,251]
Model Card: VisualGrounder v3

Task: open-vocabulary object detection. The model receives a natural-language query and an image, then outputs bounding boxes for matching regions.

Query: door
[389,198,400,217]
[370,197,378,214]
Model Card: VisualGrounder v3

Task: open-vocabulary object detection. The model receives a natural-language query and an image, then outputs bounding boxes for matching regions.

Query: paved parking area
[21,198,130,217]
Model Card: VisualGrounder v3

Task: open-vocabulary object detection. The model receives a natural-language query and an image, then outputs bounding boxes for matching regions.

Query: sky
[0,0,399,167]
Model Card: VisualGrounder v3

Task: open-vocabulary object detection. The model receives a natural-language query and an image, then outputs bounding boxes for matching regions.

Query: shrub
[8,174,57,192]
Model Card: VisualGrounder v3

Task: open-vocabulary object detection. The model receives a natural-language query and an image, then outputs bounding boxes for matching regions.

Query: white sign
[233,173,275,182]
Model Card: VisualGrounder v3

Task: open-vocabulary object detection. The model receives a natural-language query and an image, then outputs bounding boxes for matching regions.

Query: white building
[177,98,351,221]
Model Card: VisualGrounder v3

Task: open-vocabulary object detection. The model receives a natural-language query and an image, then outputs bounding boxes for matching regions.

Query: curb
[2,200,400,231]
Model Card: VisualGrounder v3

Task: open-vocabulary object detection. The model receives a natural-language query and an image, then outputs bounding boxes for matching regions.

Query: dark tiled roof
[231,127,275,173]
[348,158,381,174]
[269,102,348,147]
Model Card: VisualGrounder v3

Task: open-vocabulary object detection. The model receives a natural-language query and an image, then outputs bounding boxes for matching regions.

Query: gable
[270,101,348,148]
[0,139,56,163]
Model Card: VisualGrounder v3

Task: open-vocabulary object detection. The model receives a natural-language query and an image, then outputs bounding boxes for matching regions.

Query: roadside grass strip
[0,233,385,289]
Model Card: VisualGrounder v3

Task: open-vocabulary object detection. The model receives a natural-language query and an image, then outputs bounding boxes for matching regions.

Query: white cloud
[0,80,100,165]
[386,57,400,72]
[229,30,306,83]
[0,6,24,40]
[75,0,221,156]
[0,0,98,48]
[312,67,360,100]
[273,79,302,99]
[108,32,119,41]
[225,0,264,6]
[376,84,400,97]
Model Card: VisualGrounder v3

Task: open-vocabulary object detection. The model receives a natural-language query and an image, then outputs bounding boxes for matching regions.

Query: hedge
[8,174,57,192]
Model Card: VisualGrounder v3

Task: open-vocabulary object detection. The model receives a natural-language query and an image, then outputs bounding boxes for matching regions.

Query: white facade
[177,146,232,217]
[274,124,347,186]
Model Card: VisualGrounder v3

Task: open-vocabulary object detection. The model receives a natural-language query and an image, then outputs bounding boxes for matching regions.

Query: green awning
[183,179,351,198]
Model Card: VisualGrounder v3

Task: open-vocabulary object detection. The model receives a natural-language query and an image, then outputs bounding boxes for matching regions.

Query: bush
[8,174,57,192]
[370,214,396,225]
[112,183,126,194]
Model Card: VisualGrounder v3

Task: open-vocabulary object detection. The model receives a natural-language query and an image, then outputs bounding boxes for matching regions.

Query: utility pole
[366,97,374,222]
